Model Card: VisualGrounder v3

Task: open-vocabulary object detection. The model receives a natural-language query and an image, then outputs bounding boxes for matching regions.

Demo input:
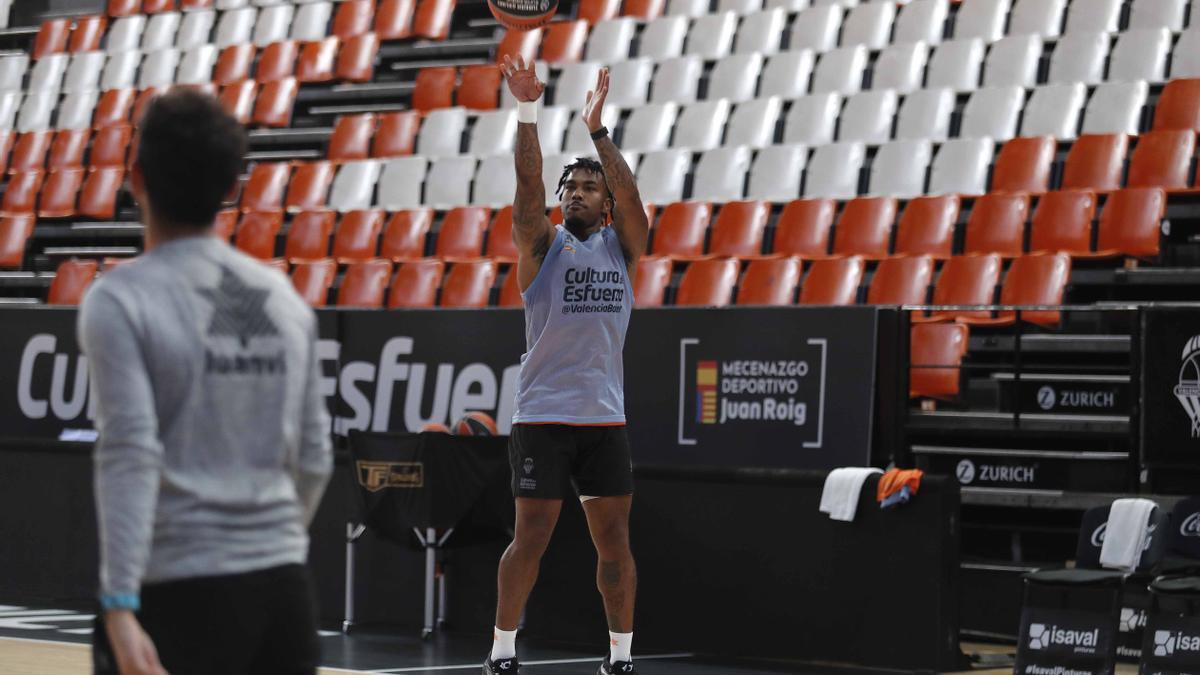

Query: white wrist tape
[517,100,537,124]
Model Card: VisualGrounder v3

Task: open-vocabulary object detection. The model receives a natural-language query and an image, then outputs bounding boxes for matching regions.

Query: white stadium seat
[747,143,806,201]
[254,4,295,47]
[330,160,381,212]
[474,155,517,208]
[1009,0,1066,38]
[469,109,518,156]
[1172,30,1200,78]
[983,34,1042,88]
[784,92,841,146]
[63,52,106,94]
[537,105,570,155]
[896,87,954,141]
[718,0,763,15]
[926,38,984,91]
[416,107,467,157]
[790,5,843,53]
[953,0,1009,42]
[377,157,428,210]
[292,2,334,42]
[564,106,620,153]
[1021,82,1087,139]
[894,0,948,46]
[735,9,786,55]
[872,42,929,94]
[726,97,782,148]
[177,10,216,50]
[804,141,864,199]
[638,16,689,60]
[1065,0,1122,34]
[101,50,140,91]
[605,59,653,108]
[0,92,20,130]
[176,45,218,85]
[1109,28,1172,83]
[622,102,679,152]
[650,56,702,104]
[586,18,635,63]
[870,139,932,199]
[668,0,710,18]
[139,49,180,89]
[693,146,752,201]
[928,137,993,196]
[16,92,54,133]
[1082,81,1149,136]
[840,1,895,51]
[107,16,147,53]
[29,54,68,92]
[708,53,764,103]
[811,45,867,95]
[215,8,257,48]
[838,90,897,145]
[0,55,29,92]
[554,61,603,109]
[1129,0,1187,30]
[142,12,181,51]
[674,99,732,150]
[960,85,1025,141]
[636,148,692,203]
[759,50,814,99]
[56,91,98,130]
[425,156,476,209]
[1049,31,1110,85]
[686,12,738,60]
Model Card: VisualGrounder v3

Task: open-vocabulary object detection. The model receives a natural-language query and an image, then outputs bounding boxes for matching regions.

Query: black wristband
[590,126,609,140]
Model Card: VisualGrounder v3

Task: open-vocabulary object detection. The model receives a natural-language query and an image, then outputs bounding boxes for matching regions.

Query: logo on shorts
[523,457,534,475]
[356,461,424,491]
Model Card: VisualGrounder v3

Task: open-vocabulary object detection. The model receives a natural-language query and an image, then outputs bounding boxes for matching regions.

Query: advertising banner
[1015,607,1118,675]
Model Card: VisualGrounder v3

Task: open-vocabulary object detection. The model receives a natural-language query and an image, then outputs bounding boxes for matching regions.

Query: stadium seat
[603,58,653,108]
[869,139,932,199]
[11,131,53,173]
[142,12,181,51]
[960,86,1024,142]
[337,32,379,83]
[0,55,29,92]
[580,0,620,23]
[29,53,69,91]
[760,51,815,100]
[624,0,664,19]
[639,16,688,59]
[841,2,893,51]
[389,259,444,308]
[896,88,954,142]
[177,45,218,85]
[108,0,141,18]
[333,0,374,38]
[811,46,867,96]
[106,16,146,54]
[963,252,1071,327]
[586,18,635,63]
[255,5,296,47]
[736,255,801,305]
[555,62,603,109]
[708,201,769,258]
[0,132,13,173]
[833,197,896,260]
[675,100,730,151]
[412,0,454,40]
[425,156,475,208]
[650,55,702,104]
[839,90,897,145]
[416,107,466,157]
[1082,81,1148,136]
[783,92,841,146]
[177,10,216,50]
[214,44,255,85]
[435,207,489,259]
[693,146,751,202]
[926,253,1001,322]
[676,257,739,307]
[290,258,337,306]
[542,20,588,64]
[216,8,256,49]
[894,0,947,46]
[496,29,542,65]
[1110,29,1171,83]
[213,209,237,241]
[242,162,291,212]
[64,51,106,93]
[1028,189,1097,256]
[252,77,298,127]
[219,79,259,124]
[373,111,419,158]
[954,0,1006,41]
[633,256,672,306]
[708,53,764,103]
[33,19,71,59]
[256,40,298,82]
[413,66,456,111]
[484,206,518,262]
[56,92,99,132]
[329,113,376,161]
[1066,0,1121,33]
[1009,0,1065,37]
[536,106,569,154]
[867,254,934,306]
[1061,133,1128,192]
[772,198,835,257]
[926,38,984,92]
[799,256,863,305]
[50,128,92,170]
[296,37,338,83]
[16,94,55,133]
[747,143,806,201]
[894,195,958,259]
[440,260,497,307]
[0,214,34,268]
[497,266,523,307]
[1022,83,1087,140]
[376,157,426,210]
[790,5,842,53]
[1127,129,1195,190]
[338,259,392,308]
[805,142,864,199]
[284,209,335,261]
[2,171,44,214]
[1095,187,1167,259]
[142,0,175,13]
[983,34,1042,88]
[375,0,414,39]
[726,97,781,149]
[330,209,385,263]
[992,136,1055,195]
[38,168,85,218]
[735,9,785,55]
[929,138,993,197]
[139,49,181,89]
[1130,0,1187,30]
[668,0,707,18]
[873,43,929,95]
[472,155,516,208]
[458,64,501,110]
[380,208,432,260]
[1153,79,1200,131]
[0,93,20,132]
[636,149,690,204]
[964,192,1028,258]
[94,89,136,129]
[686,12,737,61]
[650,201,711,258]
[235,210,283,259]
[910,322,969,399]
[48,259,98,305]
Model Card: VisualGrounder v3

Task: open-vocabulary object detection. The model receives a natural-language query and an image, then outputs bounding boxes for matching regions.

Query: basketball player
[79,89,333,675]
[484,58,649,675]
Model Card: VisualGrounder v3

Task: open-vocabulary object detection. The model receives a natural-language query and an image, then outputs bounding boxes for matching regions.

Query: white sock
[609,631,633,663]
[491,627,517,661]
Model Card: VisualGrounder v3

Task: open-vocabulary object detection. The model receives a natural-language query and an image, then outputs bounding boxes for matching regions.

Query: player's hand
[500,55,545,104]
[582,67,610,133]
[105,610,169,675]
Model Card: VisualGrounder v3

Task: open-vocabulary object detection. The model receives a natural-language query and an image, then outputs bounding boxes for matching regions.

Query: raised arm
[500,55,554,292]
[583,67,649,265]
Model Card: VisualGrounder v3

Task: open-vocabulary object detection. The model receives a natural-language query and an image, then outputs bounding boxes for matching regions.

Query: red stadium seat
[498,267,522,307]
[80,167,124,220]
[381,208,433,260]
[708,200,769,258]
[219,80,259,125]
[38,168,85,218]
[389,259,444,308]
[0,132,12,174]
[213,208,238,241]
[1095,187,1166,259]
[50,129,92,170]
[257,41,299,83]
[285,161,336,212]
[736,255,802,306]
[329,114,376,161]
[376,0,415,39]
[772,198,835,257]
[623,0,664,19]
[180,0,213,10]
[961,252,1071,327]
[926,254,1001,322]
[436,207,491,259]
[33,19,71,59]
[578,0,620,23]
[235,211,284,259]
[496,29,542,65]
[650,201,711,258]
[334,0,376,38]
[1153,79,1200,132]
[634,256,672,307]
[215,44,256,86]
[242,162,292,212]
[964,192,1029,258]
[867,254,933,305]
[133,88,164,127]
[337,32,380,83]
[108,0,141,17]
[373,111,420,157]
[284,209,336,261]
[441,260,497,307]
[69,16,107,53]
[253,78,299,128]
[1029,189,1096,256]
[458,64,502,110]
[893,195,958,259]
[541,20,589,64]
[142,0,176,13]
[910,323,969,399]
[412,0,455,40]
[1061,134,1128,192]
[676,258,739,306]
[991,136,1055,194]
[297,38,339,84]
[125,131,140,170]
[48,259,98,305]
[549,208,564,226]
[486,206,519,262]
[799,256,864,305]
[413,66,457,111]
[2,171,45,215]
[0,214,36,268]
[291,258,337,306]
[832,197,896,259]
[10,132,54,173]
[333,209,386,263]
[338,259,393,308]
[1127,129,1195,191]
[94,89,137,129]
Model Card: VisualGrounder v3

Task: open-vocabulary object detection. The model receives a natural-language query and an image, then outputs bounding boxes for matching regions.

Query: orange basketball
[421,423,451,434]
[452,411,499,436]
[487,0,559,30]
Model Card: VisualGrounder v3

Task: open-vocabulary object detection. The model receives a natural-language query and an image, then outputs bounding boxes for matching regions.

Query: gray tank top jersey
[512,225,633,425]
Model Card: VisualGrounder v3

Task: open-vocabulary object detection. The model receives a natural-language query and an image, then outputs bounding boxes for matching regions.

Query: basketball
[486,0,559,30]
[421,423,451,433]
[452,411,499,436]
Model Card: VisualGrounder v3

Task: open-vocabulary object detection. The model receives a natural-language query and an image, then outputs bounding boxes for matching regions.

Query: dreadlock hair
[556,157,608,200]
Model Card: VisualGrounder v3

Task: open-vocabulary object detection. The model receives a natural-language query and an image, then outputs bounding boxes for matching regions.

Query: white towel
[1099,498,1157,572]
[819,467,883,522]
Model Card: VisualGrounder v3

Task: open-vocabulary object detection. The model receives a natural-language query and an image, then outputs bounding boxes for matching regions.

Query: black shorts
[93,563,320,675]
[509,423,634,500]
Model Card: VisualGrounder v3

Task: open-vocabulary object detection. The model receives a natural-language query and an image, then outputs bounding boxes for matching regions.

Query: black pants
[93,563,320,675]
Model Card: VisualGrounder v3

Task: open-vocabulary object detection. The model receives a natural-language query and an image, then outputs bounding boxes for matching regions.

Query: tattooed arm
[584,68,649,267]
[501,55,554,292]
